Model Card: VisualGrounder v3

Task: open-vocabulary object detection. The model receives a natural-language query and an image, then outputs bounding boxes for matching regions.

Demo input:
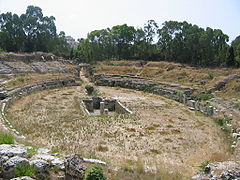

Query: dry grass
[6,85,232,179]
[215,79,240,99]
[4,73,74,88]
[95,60,240,92]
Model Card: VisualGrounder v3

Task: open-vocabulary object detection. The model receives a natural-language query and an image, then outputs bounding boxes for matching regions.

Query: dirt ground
[6,85,231,179]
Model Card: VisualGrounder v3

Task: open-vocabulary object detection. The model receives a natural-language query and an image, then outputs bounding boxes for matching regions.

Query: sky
[0,0,239,42]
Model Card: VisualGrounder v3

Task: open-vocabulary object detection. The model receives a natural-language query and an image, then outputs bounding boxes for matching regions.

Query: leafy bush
[84,165,106,180]
[85,85,94,95]
[15,163,36,178]
[197,93,214,101]
[0,133,14,144]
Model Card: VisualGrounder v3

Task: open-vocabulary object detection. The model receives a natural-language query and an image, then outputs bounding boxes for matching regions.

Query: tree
[226,46,235,67]
[0,6,63,54]
[232,35,240,65]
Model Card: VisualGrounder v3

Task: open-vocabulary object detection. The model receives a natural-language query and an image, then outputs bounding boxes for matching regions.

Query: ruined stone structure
[82,96,132,115]
[93,74,227,118]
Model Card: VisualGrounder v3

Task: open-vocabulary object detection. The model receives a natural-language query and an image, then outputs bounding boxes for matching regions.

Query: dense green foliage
[0,6,71,57]
[232,36,240,65]
[84,165,106,180]
[75,20,239,67]
[0,133,14,144]
[1,6,239,67]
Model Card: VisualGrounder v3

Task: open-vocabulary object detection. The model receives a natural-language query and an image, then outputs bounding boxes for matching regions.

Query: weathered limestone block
[83,99,94,112]
[3,156,30,179]
[10,176,35,180]
[104,109,109,115]
[207,106,214,116]
[194,101,200,111]
[187,100,196,108]
[32,154,65,170]
[30,159,50,173]
[103,99,116,111]
[0,144,28,158]
[64,154,87,180]
[100,102,105,115]
[92,97,102,109]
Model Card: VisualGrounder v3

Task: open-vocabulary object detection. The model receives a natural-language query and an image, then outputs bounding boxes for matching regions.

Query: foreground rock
[0,145,28,158]
[2,156,30,179]
[0,144,107,180]
[64,154,87,180]
[11,176,35,180]
[192,161,240,180]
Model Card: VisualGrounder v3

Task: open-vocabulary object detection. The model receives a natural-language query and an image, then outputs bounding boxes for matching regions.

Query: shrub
[0,133,14,144]
[84,165,106,180]
[197,93,214,101]
[214,117,231,127]
[15,163,36,178]
[85,85,94,95]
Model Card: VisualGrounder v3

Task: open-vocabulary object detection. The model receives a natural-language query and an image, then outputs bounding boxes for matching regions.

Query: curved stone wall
[0,78,80,138]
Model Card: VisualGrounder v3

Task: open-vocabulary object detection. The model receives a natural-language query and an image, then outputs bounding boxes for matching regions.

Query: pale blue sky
[0,0,239,42]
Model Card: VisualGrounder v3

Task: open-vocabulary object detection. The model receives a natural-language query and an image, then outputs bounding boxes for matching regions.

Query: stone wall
[0,52,78,74]
[115,101,133,114]
[94,74,194,100]
[0,78,80,138]
[93,74,222,118]
[82,97,132,115]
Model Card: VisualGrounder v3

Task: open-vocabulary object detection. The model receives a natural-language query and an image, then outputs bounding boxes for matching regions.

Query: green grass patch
[27,147,38,158]
[15,163,36,178]
[207,72,215,79]
[214,117,231,127]
[0,133,14,144]
[197,93,214,101]
[199,160,210,170]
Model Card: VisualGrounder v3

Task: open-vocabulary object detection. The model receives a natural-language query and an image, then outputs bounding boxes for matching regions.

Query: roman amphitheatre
[0,52,239,179]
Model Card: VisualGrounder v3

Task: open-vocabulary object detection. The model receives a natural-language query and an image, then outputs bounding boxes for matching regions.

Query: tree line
[0,6,240,67]
[75,20,240,67]
[0,6,70,57]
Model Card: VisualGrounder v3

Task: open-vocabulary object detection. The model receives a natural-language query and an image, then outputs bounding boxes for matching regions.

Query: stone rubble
[0,144,107,179]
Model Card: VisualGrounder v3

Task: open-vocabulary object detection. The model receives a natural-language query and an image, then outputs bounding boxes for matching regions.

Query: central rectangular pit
[82,96,132,115]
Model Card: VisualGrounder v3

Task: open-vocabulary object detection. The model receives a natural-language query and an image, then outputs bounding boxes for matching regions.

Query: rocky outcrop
[192,161,240,180]
[208,74,240,93]
[0,145,28,158]
[64,154,87,180]
[0,144,107,179]
[0,52,76,74]
[0,144,63,179]
[2,156,30,179]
